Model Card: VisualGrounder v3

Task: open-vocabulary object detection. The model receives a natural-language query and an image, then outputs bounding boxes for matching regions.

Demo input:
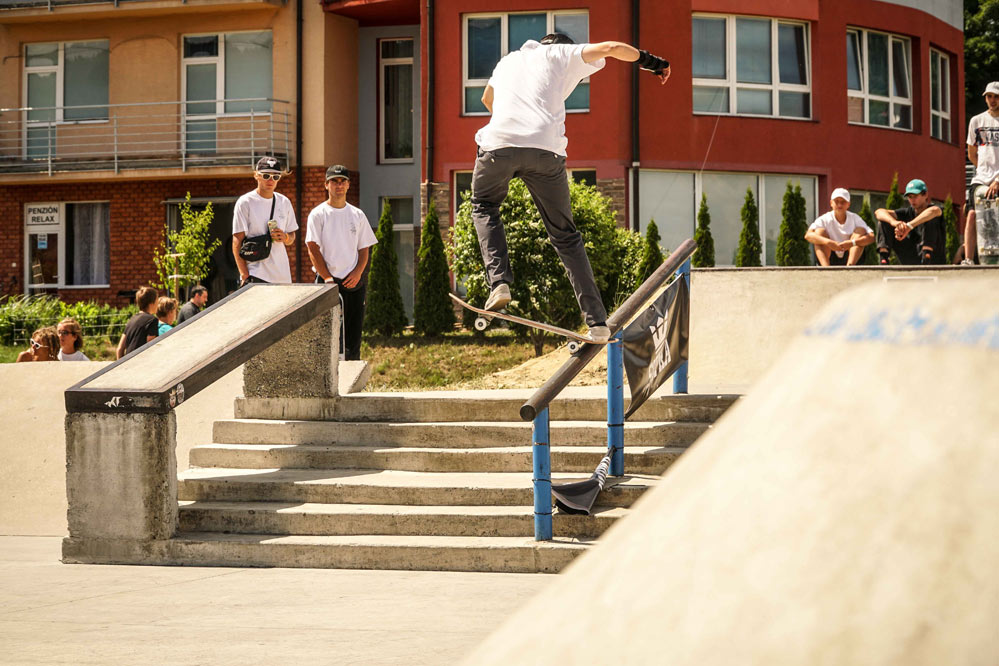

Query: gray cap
[255,156,282,173]
[325,164,351,181]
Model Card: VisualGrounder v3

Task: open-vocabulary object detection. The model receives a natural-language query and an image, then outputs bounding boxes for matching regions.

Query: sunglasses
[258,173,281,181]
[30,340,47,350]
[57,330,74,337]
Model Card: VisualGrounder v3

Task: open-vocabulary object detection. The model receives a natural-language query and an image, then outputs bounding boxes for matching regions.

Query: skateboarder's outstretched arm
[581,41,671,84]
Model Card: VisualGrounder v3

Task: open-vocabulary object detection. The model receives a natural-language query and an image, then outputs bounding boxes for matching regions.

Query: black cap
[255,156,283,173]
[325,164,351,181]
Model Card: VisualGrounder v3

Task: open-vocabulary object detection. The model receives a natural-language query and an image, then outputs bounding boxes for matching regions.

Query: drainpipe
[630,0,640,232]
[425,0,435,212]
[295,0,304,281]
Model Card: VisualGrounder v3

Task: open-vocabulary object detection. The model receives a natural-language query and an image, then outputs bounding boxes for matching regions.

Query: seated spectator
[176,285,208,325]
[117,286,159,359]
[805,188,874,266]
[56,317,89,361]
[156,297,178,336]
[15,327,58,362]
[874,179,945,265]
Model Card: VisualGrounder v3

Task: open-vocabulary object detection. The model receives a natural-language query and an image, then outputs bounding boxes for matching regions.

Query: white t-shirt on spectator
[305,202,377,279]
[232,190,298,284]
[809,211,872,258]
[58,350,89,361]
[474,41,605,156]
[967,111,999,186]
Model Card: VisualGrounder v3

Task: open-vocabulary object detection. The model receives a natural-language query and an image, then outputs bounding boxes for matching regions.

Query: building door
[166,199,238,301]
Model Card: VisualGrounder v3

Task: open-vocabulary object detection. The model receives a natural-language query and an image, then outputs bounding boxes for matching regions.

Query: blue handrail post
[532,408,552,541]
[673,258,692,395]
[608,332,624,477]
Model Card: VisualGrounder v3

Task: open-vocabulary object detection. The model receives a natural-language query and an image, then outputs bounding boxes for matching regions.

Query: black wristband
[636,49,670,75]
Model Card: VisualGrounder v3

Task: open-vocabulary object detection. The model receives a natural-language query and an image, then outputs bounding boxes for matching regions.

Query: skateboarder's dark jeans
[876,218,944,264]
[315,275,366,361]
[471,146,608,327]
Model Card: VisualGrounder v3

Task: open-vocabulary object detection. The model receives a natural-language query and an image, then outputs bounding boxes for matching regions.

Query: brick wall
[0,166,343,304]
[597,177,627,226]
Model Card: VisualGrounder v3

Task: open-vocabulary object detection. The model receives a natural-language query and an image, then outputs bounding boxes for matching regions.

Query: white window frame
[379,38,415,164]
[22,40,109,126]
[846,28,913,131]
[691,14,812,120]
[181,30,273,119]
[930,48,951,142]
[23,200,111,290]
[462,10,589,116]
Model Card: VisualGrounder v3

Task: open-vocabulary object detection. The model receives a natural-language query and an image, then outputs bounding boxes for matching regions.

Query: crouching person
[805,188,874,266]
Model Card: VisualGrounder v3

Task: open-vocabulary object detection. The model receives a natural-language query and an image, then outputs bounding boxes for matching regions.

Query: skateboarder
[471,33,670,343]
[962,81,999,264]
[874,179,944,265]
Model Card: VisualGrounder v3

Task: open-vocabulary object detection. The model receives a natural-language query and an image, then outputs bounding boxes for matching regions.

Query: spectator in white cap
[805,188,873,266]
[232,155,298,286]
[961,81,999,264]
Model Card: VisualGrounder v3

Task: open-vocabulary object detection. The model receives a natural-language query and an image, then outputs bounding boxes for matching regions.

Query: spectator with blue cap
[874,178,944,265]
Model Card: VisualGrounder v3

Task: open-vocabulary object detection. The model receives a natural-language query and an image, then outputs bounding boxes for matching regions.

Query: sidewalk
[0,536,551,665]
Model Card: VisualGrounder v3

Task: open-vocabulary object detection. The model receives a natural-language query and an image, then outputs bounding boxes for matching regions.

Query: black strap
[267,196,276,228]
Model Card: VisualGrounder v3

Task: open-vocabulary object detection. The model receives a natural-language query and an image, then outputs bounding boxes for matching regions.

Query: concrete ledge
[339,360,371,394]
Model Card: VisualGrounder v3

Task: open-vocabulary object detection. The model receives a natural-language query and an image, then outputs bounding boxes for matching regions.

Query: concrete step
[234,392,739,423]
[189,443,684,474]
[178,468,658,507]
[212,419,708,448]
[178,501,626,539]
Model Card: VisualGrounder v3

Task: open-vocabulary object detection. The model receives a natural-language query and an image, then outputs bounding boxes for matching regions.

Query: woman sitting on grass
[56,317,89,361]
[15,327,58,362]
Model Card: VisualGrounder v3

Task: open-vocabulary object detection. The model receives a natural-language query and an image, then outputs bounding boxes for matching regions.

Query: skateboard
[973,185,999,265]
[449,293,610,354]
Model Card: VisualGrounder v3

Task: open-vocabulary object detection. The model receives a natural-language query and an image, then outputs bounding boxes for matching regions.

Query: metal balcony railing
[0,0,190,10]
[0,98,293,175]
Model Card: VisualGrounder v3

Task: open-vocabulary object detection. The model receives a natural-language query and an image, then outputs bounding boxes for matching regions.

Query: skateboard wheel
[474,316,489,331]
[568,341,581,354]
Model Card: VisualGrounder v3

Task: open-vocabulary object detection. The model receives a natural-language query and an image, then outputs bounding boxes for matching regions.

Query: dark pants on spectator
[316,276,366,361]
[876,218,945,264]
[471,146,607,327]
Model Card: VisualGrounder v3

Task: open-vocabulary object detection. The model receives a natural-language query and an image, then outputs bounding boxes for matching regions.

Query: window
[182,31,272,152]
[692,15,810,119]
[455,171,474,212]
[380,39,414,162]
[847,28,912,130]
[380,196,416,321]
[24,202,110,288]
[569,169,597,187]
[463,11,589,115]
[930,49,951,141]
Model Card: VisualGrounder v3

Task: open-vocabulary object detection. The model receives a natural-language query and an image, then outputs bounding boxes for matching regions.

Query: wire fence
[0,295,136,347]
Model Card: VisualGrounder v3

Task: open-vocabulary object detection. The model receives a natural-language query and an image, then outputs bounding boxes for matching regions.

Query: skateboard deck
[450,293,609,353]
[973,185,999,265]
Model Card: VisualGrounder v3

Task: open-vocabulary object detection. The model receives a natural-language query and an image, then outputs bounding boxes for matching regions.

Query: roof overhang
[320,0,418,26]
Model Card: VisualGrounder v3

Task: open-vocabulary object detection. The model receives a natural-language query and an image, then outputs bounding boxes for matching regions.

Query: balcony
[0,0,282,20]
[0,98,292,175]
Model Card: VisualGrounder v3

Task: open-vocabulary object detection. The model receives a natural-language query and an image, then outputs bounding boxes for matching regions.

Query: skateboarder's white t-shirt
[474,41,605,157]
[809,211,872,258]
[232,190,298,284]
[305,202,377,279]
[967,111,999,185]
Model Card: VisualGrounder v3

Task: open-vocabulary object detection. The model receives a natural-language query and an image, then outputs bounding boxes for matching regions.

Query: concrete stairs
[175,391,737,573]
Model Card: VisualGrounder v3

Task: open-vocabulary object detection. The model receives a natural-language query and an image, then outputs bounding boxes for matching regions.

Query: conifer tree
[886,172,904,209]
[736,188,763,267]
[776,181,811,266]
[859,195,880,265]
[692,193,715,268]
[414,200,455,336]
[635,219,665,285]
[943,195,959,263]
[364,200,408,335]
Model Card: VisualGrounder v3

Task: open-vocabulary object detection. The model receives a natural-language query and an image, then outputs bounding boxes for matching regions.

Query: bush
[635,219,665,286]
[887,172,905,209]
[414,200,455,336]
[692,193,715,268]
[776,181,811,266]
[858,195,880,265]
[152,193,220,299]
[736,188,762,267]
[943,195,959,262]
[450,178,636,355]
[0,295,135,347]
[365,200,409,335]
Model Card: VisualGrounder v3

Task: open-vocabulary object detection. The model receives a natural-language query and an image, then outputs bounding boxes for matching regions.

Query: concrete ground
[0,536,552,665]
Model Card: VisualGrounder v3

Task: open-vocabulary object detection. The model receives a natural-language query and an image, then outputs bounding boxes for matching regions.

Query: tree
[692,193,715,267]
[450,178,633,356]
[152,193,220,299]
[414,200,455,336]
[634,219,665,286]
[886,172,905,209]
[776,181,811,266]
[943,194,960,262]
[735,188,762,267]
[858,195,880,265]
[364,200,409,335]
[964,0,999,126]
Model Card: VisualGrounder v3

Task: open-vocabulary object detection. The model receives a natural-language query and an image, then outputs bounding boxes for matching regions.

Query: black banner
[622,277,689,418]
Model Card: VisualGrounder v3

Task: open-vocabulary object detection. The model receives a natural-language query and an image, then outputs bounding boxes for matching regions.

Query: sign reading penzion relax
[25,203,62,227]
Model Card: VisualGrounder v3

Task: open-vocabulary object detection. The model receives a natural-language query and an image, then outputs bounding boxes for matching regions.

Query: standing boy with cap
[874,178,944,265]
[805,188,874,266]
[962,81,999,264]
[232,156,298,286]
[305,165,378,361]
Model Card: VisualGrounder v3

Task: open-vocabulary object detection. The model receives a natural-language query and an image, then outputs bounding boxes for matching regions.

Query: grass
[361,329,536,391]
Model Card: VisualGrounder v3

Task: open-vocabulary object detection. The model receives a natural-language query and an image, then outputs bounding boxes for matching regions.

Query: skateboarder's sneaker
[484,283,512,311]
[588,325,611,343]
